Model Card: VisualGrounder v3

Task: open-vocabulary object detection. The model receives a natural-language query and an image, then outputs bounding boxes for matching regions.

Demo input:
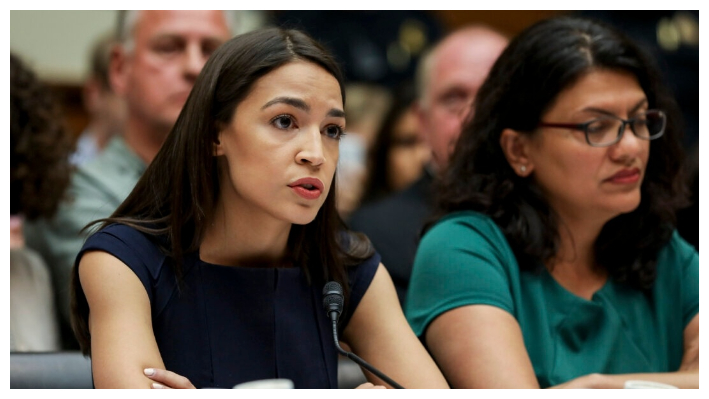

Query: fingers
[144,368,195,389]
[150,382,171,389]
[355,382,386,389]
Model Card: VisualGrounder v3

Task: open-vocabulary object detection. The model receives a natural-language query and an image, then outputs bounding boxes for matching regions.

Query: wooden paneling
[432,10,569,38]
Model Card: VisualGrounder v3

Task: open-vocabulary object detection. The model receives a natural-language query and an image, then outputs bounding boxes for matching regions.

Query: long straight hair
[71,28,374,354]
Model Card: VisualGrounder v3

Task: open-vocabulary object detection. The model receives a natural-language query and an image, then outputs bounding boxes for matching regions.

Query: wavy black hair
[432,16,688,291]
[10,53,74,220]
[71,28,374,354]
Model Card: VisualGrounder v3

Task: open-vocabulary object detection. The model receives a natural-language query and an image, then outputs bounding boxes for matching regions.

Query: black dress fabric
[77,224,380,388]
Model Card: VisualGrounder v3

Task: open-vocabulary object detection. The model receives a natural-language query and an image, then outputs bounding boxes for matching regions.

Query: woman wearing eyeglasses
[405,16,698,388]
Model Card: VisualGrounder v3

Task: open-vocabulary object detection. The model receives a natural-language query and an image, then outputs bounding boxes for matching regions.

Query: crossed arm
[425,304,699,389]
[79,251,167,388]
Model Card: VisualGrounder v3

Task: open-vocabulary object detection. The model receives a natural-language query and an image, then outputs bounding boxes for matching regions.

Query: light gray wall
[10,10,266,85]
[11,11,118,84]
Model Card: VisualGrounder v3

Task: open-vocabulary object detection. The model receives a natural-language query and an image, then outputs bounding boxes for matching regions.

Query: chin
[288,210,320,226]
[610,196,642,216]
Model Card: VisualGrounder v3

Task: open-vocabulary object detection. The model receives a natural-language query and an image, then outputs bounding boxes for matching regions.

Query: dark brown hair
[11,53,74,220]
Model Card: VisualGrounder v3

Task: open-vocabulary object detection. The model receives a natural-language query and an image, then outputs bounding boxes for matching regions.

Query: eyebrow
[582,98,649,117]
[262,97,309,112]
[261,96,345,118]
[151,34,225,44]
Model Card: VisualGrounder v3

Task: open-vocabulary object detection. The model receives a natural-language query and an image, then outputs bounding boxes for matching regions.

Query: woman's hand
[550,373,608,389]
[143,368,195,389]
[356,382,386,389]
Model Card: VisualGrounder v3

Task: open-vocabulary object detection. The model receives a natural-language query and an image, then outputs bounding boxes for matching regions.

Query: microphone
[322,281,404,389]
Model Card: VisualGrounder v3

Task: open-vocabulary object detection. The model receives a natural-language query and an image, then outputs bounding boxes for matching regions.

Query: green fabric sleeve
[405,212,518,337]
[676,232,700,327]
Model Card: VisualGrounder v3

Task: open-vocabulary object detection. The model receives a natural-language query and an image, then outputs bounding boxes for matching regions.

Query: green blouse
[405,211,699,388]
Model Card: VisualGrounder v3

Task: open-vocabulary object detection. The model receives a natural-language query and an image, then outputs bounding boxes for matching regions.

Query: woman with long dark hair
[358,82,430,205]
[70,27,447,389]
[405,16,698,388]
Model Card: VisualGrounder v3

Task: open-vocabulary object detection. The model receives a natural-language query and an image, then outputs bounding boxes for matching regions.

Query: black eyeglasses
[538,109,666,147]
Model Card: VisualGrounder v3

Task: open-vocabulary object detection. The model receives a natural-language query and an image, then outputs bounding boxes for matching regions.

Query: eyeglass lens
[586,110,665,146]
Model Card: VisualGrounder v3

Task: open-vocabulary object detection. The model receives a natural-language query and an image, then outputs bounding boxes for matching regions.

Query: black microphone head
[322,281,344,316]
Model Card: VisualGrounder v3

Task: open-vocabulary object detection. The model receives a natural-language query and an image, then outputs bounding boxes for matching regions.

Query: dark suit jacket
[347,171,434,305]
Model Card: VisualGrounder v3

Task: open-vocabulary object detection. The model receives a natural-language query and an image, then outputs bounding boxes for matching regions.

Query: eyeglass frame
[537,109,667,147]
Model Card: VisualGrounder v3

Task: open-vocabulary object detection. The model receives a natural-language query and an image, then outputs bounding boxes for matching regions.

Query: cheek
[324,142,340,184]
[331,143,340,163]
[532,147,596,194]
[640,142,651,164]
[388,150,405,170]
[400,149,419,170]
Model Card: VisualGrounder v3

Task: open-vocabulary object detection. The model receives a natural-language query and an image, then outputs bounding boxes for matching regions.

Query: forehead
[547,69,646,114]
[246,61,343,107]
[236,61,344,115]
[429,32,506,93]
[134,10,231,41]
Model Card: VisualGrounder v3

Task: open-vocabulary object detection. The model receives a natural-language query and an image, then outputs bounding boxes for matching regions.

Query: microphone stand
[329,313,405,389]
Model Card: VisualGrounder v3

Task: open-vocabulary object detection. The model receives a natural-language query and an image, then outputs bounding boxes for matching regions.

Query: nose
[610,122,645,163]
[296,128,326,167]
[184,43,207,81]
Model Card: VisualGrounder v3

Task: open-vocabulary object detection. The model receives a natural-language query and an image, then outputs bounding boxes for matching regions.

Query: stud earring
[519,165,527,173]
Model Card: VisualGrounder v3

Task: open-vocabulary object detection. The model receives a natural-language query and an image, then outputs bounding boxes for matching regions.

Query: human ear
[213,125,224,156]
[109,45,128,96]
[499,128,533,177]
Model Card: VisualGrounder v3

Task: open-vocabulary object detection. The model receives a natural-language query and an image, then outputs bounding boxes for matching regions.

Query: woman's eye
[586,119,614,134]
[272,115,294,129]
[324,125,344,139]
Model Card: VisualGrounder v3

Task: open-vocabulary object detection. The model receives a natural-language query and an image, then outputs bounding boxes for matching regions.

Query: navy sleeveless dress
[76,224,380,388]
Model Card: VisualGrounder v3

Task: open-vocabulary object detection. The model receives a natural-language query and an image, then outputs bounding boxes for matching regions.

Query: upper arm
[79,250,164,388]
[678,237,699,371]
[341,264,448,389]
[425,304,539,388]
[405,216,530,388]
[680,313,699,371]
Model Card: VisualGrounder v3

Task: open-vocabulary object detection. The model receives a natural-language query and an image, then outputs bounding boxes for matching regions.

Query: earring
[519,165,527,173]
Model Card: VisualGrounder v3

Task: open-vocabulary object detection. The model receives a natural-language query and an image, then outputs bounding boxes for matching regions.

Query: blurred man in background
[349,25,509,305]
[25,10,233,347]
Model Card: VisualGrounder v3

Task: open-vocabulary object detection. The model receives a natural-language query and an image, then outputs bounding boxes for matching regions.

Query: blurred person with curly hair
[10,52,74,351]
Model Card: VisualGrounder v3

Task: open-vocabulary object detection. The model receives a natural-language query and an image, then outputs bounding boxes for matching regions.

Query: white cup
[624,380,678,389]
[233,378,294,389]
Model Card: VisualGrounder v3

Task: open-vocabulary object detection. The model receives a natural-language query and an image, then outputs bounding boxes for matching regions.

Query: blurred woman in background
[358,82,431,205]
[11,53,74,351]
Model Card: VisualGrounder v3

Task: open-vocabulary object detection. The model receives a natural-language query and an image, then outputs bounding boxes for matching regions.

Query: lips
[288,177,324,200]
[606,168,641,184]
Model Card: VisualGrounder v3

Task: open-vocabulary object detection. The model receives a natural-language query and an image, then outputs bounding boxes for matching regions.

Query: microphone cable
[322,281,405,389]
